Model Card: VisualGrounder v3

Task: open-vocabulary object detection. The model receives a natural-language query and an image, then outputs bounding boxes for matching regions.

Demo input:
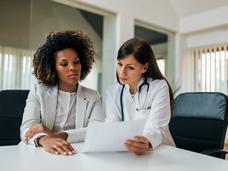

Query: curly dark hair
[33,30,95,86]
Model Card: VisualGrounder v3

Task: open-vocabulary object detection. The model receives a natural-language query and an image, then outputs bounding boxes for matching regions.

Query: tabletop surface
[0,143,228,171]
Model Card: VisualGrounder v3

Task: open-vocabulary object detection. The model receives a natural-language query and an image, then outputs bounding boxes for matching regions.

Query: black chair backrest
[0,90,29,146]
[169,92,228,153]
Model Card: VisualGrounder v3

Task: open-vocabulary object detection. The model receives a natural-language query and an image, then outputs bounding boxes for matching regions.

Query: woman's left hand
[124,136,151,155]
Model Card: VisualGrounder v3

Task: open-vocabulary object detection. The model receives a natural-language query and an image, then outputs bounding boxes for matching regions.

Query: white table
[0,143,228,171]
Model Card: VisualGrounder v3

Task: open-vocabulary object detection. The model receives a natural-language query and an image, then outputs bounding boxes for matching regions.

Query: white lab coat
[20,81,105,146]
[105,78,175,149]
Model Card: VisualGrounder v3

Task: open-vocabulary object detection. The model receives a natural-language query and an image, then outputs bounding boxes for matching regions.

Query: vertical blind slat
[193,44,228,94]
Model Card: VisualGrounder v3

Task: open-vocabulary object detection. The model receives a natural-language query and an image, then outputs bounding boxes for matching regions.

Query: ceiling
[79,0,228,45]
[168,0,228,17]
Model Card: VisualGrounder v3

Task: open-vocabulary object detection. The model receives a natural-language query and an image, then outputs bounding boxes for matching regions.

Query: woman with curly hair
[20,30,105,155]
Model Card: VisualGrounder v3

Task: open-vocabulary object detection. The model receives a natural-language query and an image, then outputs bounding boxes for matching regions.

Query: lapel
[76,84,88,128]
[45,85,58,130]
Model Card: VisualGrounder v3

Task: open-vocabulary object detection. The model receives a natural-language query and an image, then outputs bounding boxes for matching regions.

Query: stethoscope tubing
[120,77,149,121]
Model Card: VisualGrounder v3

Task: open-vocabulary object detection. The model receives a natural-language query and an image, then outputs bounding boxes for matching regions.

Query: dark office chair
[0,90,29,146]
[169,92,228,159]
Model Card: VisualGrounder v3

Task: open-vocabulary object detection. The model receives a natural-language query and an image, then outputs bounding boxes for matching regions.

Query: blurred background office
[0,0,227,143]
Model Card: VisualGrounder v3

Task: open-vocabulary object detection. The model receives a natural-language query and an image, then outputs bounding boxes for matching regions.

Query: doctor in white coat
[20,30,105,155]
[105,38,175,155]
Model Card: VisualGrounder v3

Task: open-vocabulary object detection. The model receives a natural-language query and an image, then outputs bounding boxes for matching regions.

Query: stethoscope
[120,77,150,121]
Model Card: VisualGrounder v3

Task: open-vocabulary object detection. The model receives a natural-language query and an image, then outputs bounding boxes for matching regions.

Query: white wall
[185,26,228,49]
[180,6,228,34]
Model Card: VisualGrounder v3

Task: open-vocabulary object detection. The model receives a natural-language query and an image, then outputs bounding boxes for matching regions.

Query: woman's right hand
[38,136,75,156]
[25,124,53,143]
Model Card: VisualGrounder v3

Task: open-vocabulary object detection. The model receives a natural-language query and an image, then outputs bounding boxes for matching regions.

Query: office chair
[0,90,29,146]
[169,92,228,159]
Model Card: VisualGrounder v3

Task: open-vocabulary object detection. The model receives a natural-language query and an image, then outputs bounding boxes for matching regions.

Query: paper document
[82,119,146,152]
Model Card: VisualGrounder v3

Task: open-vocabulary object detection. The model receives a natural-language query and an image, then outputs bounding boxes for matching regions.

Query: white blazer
[105,78,175,149]
[20,81,105,146]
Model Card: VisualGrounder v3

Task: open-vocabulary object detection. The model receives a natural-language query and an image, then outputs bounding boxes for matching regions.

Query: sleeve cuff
[64,128,87,143]
[28,133,48,147]
[143,131,162,150]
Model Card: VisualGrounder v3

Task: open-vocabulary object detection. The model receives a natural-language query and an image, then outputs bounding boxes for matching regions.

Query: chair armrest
[201,149,228,159]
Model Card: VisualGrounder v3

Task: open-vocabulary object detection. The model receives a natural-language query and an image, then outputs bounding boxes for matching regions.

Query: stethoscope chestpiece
[120,77,150,121]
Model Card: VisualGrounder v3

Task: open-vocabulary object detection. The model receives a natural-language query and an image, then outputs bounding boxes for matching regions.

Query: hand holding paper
[82,119,146,152]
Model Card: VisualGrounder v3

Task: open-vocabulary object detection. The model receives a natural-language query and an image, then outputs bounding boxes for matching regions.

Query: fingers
[25,124,51,143]
[124,136,150,155]
[125,144,144,155]
[53,144,67,155]
[42,138,75,156]
[125,142,146,155]
[25,125,41,142]
[125,139,148,150]
[55,140,75,155]
[134,136,149,144]
[65,143,75,153]
[25,130,36,143]
[47,146,59,155]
